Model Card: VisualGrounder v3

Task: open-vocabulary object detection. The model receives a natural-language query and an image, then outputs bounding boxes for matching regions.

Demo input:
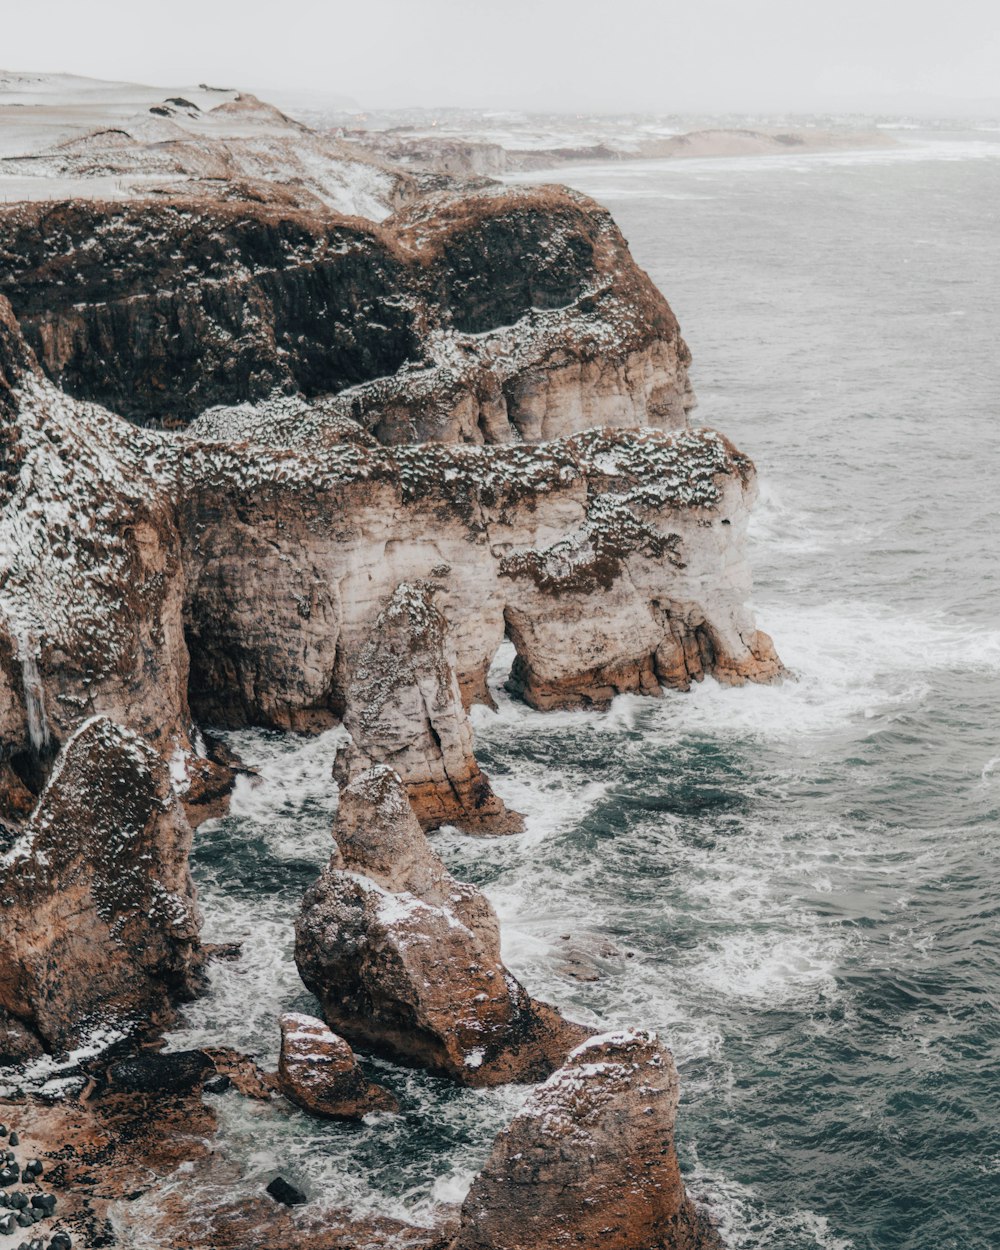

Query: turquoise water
[171,131,1000,1249]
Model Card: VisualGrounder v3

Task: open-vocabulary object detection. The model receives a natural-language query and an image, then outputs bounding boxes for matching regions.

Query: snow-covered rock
[277,1011,398,1120]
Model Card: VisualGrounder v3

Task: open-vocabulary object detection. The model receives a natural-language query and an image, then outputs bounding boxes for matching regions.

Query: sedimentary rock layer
[1,297,778,834]
[0,185,693,438]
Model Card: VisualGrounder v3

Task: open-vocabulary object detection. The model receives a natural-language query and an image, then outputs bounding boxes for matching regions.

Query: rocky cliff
[0,136,774,1247]
[0,185,693,438]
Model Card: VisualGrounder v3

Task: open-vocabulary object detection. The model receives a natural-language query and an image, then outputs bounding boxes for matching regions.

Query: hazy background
[4,0,1000,115]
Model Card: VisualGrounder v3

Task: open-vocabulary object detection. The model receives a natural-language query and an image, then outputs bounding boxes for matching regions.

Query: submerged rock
[0,717,202,1059]
[296,767,588,1085]
[454,1031,720,1250]
[277,1012,398,1120]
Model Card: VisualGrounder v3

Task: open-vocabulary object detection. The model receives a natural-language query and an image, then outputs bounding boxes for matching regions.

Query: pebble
[8,1133,18,1147]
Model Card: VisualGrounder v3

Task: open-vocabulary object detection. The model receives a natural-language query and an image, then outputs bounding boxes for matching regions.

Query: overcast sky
[5,0,999,112]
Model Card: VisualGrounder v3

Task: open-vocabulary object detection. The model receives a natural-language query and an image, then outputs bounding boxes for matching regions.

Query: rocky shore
[1,73,778,1249]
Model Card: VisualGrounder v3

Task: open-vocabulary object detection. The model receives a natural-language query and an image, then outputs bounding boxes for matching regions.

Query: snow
[0,70,404,219]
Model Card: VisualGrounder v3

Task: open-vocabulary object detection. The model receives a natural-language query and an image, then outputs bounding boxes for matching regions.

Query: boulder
[454,1031,720,1250]
[277,1012,398,1120]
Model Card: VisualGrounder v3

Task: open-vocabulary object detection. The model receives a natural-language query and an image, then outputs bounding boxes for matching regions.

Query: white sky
[4,0,999,112]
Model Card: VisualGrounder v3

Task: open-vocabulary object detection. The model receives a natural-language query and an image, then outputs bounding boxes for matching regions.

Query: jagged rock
[454,1031,721,1250]
[296,767,588,1085]
[340,582,520,833]
[277,1012,398,1120]
[0,717,202,1059]
[0,185,692,438]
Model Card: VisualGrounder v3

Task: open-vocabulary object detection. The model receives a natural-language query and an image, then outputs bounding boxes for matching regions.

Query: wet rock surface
[277,1012,398,1120]
[453,1031,721,1250]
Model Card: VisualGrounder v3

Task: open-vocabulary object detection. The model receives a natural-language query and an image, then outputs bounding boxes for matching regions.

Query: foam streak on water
[169,127,1000,1249]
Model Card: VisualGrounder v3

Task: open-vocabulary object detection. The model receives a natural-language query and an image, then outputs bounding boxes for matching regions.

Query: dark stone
[202,1073,231,1095]
[105,1050,212,1095]
[265,1176,307,1207]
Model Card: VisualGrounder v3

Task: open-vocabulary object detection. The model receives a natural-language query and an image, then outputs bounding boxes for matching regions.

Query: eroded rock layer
[0,185,693,439]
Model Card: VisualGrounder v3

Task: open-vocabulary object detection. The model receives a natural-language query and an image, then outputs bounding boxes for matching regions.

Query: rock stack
[296,766,589,1084]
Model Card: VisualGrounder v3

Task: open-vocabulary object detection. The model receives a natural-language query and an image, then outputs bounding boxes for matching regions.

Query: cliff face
[180,421,782,803]
[0,164,761,1245]
[0,186,693,440]
[0,186,778,1062]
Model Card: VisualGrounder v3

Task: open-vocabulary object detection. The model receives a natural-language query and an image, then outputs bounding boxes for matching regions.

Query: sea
[164,127,1000,1250]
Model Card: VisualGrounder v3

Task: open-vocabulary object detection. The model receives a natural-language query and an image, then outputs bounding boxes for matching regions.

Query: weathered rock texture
[0,184,693,437]
[454,1031,720,1250]
[277,1011,398,1119]
[339,582,521,832]
[0,717,202,1059]
[181,419,782,829]
[1,1083,451,1250]
[2,277,778,841]
[296,767,588,1084]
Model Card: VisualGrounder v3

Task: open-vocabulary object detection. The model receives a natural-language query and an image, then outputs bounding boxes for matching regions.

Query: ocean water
[168,131,1000,1249]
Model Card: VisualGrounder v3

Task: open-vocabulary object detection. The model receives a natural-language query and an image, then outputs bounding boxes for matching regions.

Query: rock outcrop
[181,420,782,822]
[0,185,693,438]
[0,717,202,1060]
[453,1031,720,1250]
[339,582,521,832]
[296,767,588,1084]
[277,1012,398,1119]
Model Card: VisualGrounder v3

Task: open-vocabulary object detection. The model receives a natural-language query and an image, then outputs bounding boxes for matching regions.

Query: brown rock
[0,1084,448,1250]
[454,1031,721,1250]
[296,767,588,1085]
[277,1011,398,1120]
[0,717,202,1059]
[341,582,521,833]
